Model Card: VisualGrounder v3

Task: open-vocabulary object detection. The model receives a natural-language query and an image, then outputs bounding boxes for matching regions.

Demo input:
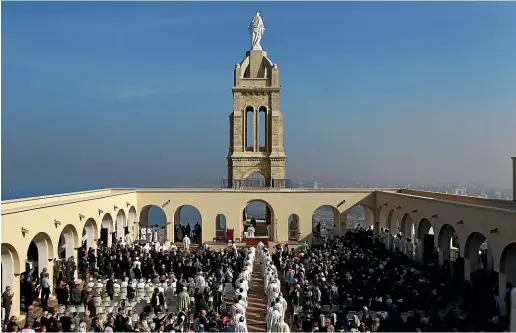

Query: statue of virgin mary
[249,11,265,50]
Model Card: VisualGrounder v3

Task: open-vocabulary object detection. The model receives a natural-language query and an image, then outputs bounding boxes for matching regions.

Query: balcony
[221,178,292,190]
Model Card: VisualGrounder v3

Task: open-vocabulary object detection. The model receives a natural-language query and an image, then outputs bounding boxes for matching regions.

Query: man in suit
[2,286,13,324]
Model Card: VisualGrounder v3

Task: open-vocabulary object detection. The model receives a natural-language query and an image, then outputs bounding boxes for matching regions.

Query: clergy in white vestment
[153,229,159,242]
[183,235,191,251]
[178,287,190,313]
[234,316,248,333]
[195,273,206,290]
[233,309,246,325]
[276,317,290,333]
[278,295,288,319]
[273,299,284,320]
[267,308,281,333]
[247,226,255,238]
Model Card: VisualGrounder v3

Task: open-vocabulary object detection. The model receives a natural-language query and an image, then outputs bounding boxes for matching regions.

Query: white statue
[249,11,265,50]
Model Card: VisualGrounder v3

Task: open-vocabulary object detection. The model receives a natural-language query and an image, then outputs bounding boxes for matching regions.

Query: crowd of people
[2,234,259,333]
[270,228,513,332]
[2,225,513,332]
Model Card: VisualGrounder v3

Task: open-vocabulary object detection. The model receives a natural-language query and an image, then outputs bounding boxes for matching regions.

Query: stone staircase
[245,259,268,332]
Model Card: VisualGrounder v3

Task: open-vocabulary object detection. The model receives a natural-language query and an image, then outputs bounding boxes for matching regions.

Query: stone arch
[288,214,300,242]
[58,224,79,260]
[346,205,375,230]
[243,171,269,187]
[215,214,227,240]
[386,209,397,234]
[1,243,21,313]
[127,206,137,239]
[115,209,127,241]
[139,205,168,243]
[437,224,459,267]
[101,213,114,247]
[399,213,415,256]
[464,232,492,275]
[312,205,340,241]
[174,205,203,244]
[82,218,98,250]
[243,199,275,241]
[27,232,55,276]
[500,242,516,285]
[415,218,435,263]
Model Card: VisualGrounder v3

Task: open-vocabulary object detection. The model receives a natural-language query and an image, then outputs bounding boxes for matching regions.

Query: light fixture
[54,219,62,227]
[162,200,171,208]
[79,214,85,220]
[456,219,464,225]
[21,227,29,236]
[412,209,418,213]
[126,202,131,207]
[98,209,104,215]
[490,228,499,234]
[432,214,438,218]
[396,205,401,210]
[114,205,119,211]
[383,202,388,206]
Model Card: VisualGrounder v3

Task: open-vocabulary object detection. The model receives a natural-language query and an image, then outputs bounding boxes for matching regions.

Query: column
[499,273,507,316]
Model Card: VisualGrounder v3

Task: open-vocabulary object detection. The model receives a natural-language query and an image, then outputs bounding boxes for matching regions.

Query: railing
[221,178,292,190]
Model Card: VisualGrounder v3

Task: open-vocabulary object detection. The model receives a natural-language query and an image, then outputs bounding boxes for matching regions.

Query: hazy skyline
[2,1,516,196]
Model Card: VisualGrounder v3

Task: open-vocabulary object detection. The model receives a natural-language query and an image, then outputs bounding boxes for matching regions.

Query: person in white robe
[195,273,206,291]
[153,229,159,243]
[247,226,255,238]
[140,227,146,241]
[124,232,133,246]
[276,316,290,333]
[267,308,281,333]
[178,287,190,313]
[234,316,248,332]
[278,295,288,319]
[183,235,191,252]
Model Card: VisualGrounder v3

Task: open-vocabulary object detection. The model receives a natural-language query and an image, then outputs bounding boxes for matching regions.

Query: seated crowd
[269,228,512,332]
[2,234,257,333]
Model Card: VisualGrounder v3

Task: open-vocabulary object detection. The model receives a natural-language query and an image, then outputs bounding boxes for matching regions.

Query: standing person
[183,235,191,253]
[40,273,51,308]
[2,286,14,324]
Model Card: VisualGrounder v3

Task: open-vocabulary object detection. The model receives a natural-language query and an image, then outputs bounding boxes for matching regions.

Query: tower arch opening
[245,106,255,151]
[258,106,267,150]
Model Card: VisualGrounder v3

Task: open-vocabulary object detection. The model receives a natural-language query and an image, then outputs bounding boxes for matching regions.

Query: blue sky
[2,1,516,198]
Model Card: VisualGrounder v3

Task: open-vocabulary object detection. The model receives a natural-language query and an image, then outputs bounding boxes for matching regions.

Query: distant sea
[2,183,202,227]
[2,184,363,228]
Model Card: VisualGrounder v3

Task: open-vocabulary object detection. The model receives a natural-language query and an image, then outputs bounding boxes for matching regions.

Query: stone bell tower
[226,11,287,188]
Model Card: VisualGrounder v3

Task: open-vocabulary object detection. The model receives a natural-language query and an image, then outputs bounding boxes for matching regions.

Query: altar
[245,236,269,247]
